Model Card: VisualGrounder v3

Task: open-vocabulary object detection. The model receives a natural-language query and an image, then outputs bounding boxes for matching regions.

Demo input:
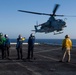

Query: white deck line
[10,43,40,45]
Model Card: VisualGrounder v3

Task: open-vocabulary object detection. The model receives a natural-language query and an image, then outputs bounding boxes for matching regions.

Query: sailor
[0,33,6,59]
[27,33,35,60]
[4,34,10,59]
[60,35,72,62]
[16,34,25,59]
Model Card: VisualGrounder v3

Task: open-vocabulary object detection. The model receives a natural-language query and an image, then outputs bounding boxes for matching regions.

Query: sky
[0,0,76,39]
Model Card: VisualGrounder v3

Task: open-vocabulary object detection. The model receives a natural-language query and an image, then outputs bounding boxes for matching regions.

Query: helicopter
[18,4,76,35]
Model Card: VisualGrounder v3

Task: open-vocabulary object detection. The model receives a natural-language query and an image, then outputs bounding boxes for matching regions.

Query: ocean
[10,39,76,46]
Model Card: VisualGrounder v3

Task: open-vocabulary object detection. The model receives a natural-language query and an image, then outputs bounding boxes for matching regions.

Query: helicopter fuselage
[34,16,66,34]
[18,4,71,35]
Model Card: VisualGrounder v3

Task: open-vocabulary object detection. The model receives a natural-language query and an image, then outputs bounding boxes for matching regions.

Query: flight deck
[0,44,76,75]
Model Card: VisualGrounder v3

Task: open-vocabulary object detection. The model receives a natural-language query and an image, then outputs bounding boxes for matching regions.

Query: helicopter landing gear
[54,31,63,35]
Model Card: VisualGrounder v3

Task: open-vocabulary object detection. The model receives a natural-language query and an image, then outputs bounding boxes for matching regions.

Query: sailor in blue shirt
[27,33,35,59]
[16,34,24,59]
[4,34,10,59]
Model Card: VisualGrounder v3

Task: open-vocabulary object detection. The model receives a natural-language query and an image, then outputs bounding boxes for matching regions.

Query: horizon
[0,0,76,39]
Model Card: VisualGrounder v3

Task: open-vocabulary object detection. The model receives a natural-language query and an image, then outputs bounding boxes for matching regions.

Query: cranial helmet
[31,33,35,37]
[5,34,8,38]
[18,34,22,38]
[65,35,69,38]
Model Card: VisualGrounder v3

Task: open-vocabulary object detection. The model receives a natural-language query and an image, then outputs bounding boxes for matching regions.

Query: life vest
[62,38,72,49]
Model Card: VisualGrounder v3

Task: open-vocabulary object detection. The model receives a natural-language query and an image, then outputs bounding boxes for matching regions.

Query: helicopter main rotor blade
[18,10,64,16]
[63,15,76,17]
[18,10,76,17]
[53,14,76,17]
[54,15,64,17]
[18,10,51,16]
[53,4,60,15]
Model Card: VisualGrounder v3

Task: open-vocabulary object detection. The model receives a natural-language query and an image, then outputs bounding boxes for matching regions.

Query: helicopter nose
[63,22,66,27]
[64,21,66,25]
[64,25,67,27]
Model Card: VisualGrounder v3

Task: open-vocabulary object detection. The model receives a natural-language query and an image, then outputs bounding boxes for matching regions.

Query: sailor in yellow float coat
[61,35,72,62]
